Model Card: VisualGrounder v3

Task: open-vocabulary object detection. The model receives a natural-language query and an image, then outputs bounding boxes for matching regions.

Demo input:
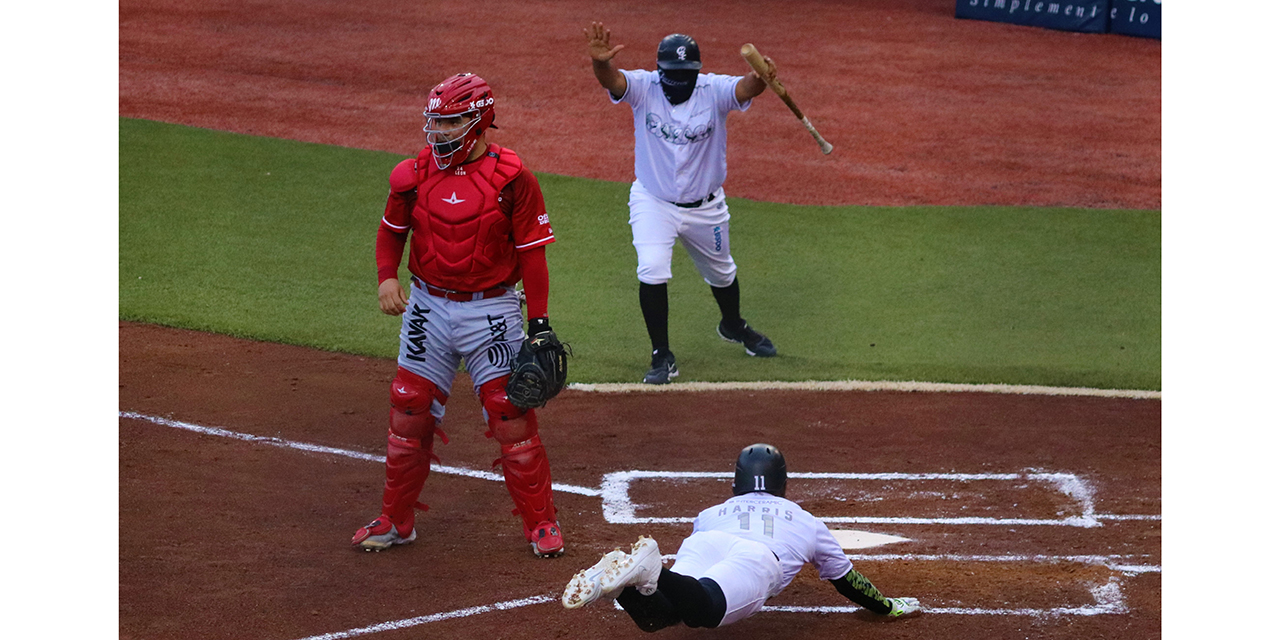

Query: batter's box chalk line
[120,411,1160,530]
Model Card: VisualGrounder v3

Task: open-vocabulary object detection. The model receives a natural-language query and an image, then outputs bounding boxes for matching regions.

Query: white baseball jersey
[611,69,752,203]
[691,492,853,590]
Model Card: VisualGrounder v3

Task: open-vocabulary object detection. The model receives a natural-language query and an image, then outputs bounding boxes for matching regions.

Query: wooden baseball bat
[740,43,833,155]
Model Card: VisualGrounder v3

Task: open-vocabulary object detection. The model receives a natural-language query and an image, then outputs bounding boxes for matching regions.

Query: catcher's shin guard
[498,432,563,555]
[381,368,448,532]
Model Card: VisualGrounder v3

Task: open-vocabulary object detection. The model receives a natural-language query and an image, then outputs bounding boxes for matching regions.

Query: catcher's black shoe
[643,349,679,384]
[717,319,777,357]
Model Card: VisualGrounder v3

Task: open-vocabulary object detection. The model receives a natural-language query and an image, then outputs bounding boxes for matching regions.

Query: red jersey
[378,144,554,292]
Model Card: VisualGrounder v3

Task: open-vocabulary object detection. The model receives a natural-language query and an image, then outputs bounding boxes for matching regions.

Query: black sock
[655,567,728,628]
[616,586,681,633]
[710,277,743,330]
[639,282,670,353]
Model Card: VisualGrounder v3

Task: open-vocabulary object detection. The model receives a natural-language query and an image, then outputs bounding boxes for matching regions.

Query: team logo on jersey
[442,192,466,204]
[537,213,550,225]
[645,113,715,145]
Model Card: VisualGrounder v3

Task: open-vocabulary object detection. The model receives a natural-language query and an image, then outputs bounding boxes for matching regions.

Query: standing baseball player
[584,22,778,385]
[562,444,921,629]
[352,72,569,558]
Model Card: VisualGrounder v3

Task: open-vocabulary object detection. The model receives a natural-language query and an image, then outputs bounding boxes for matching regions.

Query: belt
[673,191,718,208]
[413,278,508,302]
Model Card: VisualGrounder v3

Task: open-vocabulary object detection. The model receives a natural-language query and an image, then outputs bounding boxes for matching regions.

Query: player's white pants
[628,181,737,287]
[670,530,784,627]
[396,282,525,417]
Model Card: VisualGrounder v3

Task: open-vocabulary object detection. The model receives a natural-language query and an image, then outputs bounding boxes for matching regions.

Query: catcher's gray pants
[397,281,525,412]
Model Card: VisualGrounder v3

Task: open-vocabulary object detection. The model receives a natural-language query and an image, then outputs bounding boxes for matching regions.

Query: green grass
[120,118,1160,389]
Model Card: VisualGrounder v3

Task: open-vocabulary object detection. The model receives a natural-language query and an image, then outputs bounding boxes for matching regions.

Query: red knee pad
[479,376,537,444]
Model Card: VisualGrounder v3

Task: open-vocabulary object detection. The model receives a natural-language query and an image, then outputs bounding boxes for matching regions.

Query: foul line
[845,553,1160,575]
[290,594,554,640]
[117,412,600,497]
[568,380,1160,400]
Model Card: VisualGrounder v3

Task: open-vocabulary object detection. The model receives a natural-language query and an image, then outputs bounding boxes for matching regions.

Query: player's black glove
[505,318,570,409]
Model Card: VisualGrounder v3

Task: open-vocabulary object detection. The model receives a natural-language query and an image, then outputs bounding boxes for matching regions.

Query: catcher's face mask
[658,68,698,105]
[423,112,483,169]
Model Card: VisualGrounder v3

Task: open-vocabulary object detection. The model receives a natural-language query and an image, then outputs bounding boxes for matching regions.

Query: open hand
[584,21,625,62]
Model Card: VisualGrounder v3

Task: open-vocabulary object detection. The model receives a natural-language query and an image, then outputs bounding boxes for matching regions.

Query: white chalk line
[120,412,1159,526]
[290,594,554,640]
[568,380,1160,400]
[845,553,1160,575]
[117,412,600,497]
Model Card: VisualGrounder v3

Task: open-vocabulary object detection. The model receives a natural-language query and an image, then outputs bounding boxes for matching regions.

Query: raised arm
[584,21,627,98]
[735,54,777,104]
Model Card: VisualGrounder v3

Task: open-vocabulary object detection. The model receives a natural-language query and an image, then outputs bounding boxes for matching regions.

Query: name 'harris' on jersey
[694,492,855,588]
[613,68,752,204]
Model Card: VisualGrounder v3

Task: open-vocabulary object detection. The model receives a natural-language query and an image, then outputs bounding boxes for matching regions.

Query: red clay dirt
[120,323,1159,639]
[119,0,1160,209]
[119,1,1160,638]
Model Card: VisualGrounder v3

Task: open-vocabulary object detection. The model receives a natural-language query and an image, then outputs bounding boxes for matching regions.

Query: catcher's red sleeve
[517,246,549,319]
[376,188,415,284]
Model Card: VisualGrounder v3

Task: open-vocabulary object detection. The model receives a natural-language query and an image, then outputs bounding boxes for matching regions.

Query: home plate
[830,529,910,549]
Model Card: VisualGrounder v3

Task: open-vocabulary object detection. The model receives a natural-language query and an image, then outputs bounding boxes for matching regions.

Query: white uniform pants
[670,530,784,627]
[628,181,737,287]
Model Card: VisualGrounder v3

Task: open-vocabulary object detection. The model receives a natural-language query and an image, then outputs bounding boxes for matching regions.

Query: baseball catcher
[352,73,567,558]
[562,444,921,628]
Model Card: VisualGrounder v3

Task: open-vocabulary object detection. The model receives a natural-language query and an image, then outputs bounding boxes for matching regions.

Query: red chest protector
[403,145,524,291]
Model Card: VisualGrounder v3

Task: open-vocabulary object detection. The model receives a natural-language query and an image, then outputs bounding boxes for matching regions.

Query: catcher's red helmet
[422,73,497,169]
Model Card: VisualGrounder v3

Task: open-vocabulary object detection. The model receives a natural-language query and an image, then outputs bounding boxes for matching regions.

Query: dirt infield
[119,0,1160,209]
[120,322,1160,639]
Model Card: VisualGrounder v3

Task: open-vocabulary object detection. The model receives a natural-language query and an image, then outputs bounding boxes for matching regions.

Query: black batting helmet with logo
[732,443,787,498]
[656,33,702,70]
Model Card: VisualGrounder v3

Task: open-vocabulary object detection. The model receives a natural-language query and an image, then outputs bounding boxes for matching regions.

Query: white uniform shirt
[691,492,853,591]
[611,69,752,203]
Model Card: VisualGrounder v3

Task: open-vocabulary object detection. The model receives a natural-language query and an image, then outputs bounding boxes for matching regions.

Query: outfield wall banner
[1109,0,1161,39]
[956,0,1110,33]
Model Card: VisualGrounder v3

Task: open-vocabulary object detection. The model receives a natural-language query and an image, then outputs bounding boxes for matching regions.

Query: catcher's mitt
[506,329,569,409]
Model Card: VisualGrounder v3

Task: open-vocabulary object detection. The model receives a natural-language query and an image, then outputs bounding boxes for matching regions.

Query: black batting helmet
[732,443,787,498]
[656,33,702,70]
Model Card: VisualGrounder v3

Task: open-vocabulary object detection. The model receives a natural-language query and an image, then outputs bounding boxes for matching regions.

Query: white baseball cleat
[562,549,628,609]
[599,535,662,596]
[886,596,921,618]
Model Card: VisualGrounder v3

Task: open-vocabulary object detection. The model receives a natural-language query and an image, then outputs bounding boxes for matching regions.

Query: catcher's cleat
[529,521,566,558]
[599,536,662,596]
[886,597,922,618]
[352,516,416,551]
[717,320,777,357]
[562,549,629,609]
[643,350,679,385]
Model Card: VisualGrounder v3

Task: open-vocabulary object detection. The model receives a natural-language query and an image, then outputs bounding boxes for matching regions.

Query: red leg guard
[380,368,448,536]
[479,378,562,554]
[499,433,558,532]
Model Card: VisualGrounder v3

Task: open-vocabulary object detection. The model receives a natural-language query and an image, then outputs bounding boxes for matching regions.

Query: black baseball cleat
[717,319,777,357]
[643,349,679,384]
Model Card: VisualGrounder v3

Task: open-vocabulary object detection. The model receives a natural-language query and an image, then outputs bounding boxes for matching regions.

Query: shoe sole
[533,542,566,558]
[599,536,661,595]
[642,365,679,385]
[717,326,776,358]
[563,550,627,609]
[355,528,417,552]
